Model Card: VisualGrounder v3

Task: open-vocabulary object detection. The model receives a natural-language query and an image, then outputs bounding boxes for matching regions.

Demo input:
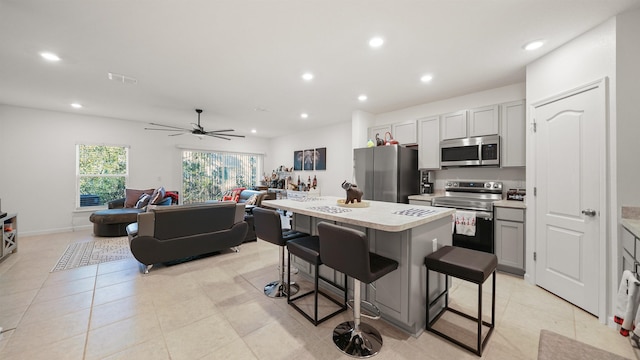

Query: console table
[1,213,18,263]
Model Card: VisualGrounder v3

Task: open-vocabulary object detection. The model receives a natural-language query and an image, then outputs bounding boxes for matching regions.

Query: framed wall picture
[293,150,303,170]
[314,147,326,170]
[303,149,314,170]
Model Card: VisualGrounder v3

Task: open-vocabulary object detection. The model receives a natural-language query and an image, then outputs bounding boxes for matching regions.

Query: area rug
[537,329,631,360]
[51,237,132,272]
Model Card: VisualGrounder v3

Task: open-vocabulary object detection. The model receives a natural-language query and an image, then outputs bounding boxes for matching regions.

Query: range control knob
[453,182,458,187]
[446,182,451,187]
[485,183,491,188]
[493,184,500,188]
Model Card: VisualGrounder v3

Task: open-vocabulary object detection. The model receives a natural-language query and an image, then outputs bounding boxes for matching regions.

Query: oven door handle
[433,205,493,219]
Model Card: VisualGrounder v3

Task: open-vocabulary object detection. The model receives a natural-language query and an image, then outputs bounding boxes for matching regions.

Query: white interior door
[533,82,604,315]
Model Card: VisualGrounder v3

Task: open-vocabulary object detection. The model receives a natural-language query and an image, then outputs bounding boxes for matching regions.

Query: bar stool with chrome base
[253,207,309,298]
[318,222,398,358]
[286,235,348,325]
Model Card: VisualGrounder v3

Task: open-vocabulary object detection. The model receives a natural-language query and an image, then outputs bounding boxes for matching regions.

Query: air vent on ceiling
[107,72,137,85]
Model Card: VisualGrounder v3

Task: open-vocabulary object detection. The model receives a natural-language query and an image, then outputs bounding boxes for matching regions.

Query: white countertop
[623,219,640,239]
[262,196,454,232]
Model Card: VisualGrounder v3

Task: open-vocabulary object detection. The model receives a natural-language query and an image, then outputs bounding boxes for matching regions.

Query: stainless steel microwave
[440,135,500,167]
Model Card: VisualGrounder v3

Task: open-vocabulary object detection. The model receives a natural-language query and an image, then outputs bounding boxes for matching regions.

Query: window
[76,144,128,208]
[182,150,262,204]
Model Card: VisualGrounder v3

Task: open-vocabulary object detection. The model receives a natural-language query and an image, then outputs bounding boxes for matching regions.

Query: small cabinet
[440,110,468,140]
[500,100,526,167]
[392,120,417,145]
[417,116,440,169]
[469,105,499,137]
[368,124,392,145]
[1,213,18,262]
[494,207,524,276]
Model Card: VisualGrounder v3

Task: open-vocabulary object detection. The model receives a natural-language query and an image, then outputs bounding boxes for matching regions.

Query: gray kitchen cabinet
[469,105,499,137]
[392,120,417,145]
[500,100,526,167]
[494,207,525,276]
[417,116,440,169]
[440,110,468,140]
[368,124,392,145]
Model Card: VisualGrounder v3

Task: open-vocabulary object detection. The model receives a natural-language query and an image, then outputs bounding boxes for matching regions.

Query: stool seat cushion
[282,230,309,242]
[287,236,321,265]
[366,252,399,284]
[424,246,497,284]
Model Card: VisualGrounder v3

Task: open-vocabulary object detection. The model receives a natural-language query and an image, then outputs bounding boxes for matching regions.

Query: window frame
[75,143,130,209]
[181,148,263,204]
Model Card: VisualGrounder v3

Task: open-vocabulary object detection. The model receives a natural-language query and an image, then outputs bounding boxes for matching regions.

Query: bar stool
[286,236,348,325]
[253,207,309,298]
[317,222,398,358]
[424,245,497,356]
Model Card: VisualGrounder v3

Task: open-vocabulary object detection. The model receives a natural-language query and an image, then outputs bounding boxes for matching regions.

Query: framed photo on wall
[293,150,303,170]
[314,147,326,170]
[303,149,314,170]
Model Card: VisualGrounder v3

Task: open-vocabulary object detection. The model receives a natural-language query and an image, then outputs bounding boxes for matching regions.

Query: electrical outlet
[432,238,438,252]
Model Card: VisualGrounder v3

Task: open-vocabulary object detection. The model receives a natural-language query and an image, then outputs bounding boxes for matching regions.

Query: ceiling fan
[145,109,245,140]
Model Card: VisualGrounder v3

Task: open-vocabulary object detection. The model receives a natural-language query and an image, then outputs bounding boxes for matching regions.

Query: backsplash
[430,167,525,198]
[622,206,640,220]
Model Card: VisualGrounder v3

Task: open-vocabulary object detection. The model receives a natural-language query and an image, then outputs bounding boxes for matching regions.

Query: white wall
[616,8,640,211]
[0,104,270,235]
[266,120,353,198]
[525,17,617,323]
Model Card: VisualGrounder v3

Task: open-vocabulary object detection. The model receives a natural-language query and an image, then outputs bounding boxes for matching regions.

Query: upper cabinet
[441,106,500,140]
[392,120,417,145]
[469,105,499,137]
[417,116,440,169]
[368,124,392,144]
[440,110,468,140]
[500,100,525,167]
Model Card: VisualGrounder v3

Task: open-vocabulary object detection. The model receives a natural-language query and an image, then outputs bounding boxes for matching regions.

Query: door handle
[582,209,597,217]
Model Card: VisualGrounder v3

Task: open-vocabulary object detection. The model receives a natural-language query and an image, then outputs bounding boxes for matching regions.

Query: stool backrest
[253,207,285,246]
[318,222,370,282]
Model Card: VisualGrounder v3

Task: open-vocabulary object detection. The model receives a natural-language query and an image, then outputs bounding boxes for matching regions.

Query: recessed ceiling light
[251,129,257,133]
[369,37,384,48]
[40,52,61,61]
[302,73,314,81]
[420,74,433,83]
[70,103,82,109]
[358,95,368,101]
[301,113,309,119]
[523,40,544,51]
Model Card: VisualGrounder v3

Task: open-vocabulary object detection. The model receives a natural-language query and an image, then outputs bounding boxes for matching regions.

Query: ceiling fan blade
[205,129,235,133]
[145,127,187,132]
[205,133,231,140]
[168,133,184,137]
[149,122,192,131]
[205,131,244,138]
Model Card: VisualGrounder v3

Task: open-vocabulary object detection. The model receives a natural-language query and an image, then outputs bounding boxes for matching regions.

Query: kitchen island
[262,196,454,336]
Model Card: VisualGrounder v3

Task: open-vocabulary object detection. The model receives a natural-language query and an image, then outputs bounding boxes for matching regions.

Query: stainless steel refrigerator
[353,145,419,203]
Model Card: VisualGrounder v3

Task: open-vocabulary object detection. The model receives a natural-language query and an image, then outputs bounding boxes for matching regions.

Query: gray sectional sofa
[126,201,248,273]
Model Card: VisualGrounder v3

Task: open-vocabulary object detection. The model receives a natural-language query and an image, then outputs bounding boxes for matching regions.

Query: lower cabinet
[494,207,525,276]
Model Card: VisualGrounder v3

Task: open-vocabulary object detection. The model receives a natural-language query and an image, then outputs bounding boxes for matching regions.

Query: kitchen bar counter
[262,196,454,232]
[262,196,453,337]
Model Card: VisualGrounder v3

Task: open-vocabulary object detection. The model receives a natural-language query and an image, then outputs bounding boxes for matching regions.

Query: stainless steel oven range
[431,180,503,254]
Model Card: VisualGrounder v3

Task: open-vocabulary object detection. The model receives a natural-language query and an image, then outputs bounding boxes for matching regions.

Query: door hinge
[532,119,537,133]
[534,187,537,196]
[534,252,537,261]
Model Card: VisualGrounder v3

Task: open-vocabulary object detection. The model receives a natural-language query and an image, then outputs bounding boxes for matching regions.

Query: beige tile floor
[0,229,636,360]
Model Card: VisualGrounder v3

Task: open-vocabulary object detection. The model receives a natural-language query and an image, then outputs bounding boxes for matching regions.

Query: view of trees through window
[182,150,262,204]
[77,144,128,207]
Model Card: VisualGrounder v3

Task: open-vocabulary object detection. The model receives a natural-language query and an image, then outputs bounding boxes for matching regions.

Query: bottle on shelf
[307,176,311,191]
[312,175,317,189]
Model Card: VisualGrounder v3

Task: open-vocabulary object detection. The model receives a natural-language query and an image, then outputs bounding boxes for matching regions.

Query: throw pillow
[135,193,151,209]
[150,186,166,205]
[125,188,155,208]
[245,194,258,205]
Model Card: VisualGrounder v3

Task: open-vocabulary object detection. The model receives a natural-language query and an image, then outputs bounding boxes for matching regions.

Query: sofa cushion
[135,193,152,209]
[125,188,155,208]
[150,187,166,205]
